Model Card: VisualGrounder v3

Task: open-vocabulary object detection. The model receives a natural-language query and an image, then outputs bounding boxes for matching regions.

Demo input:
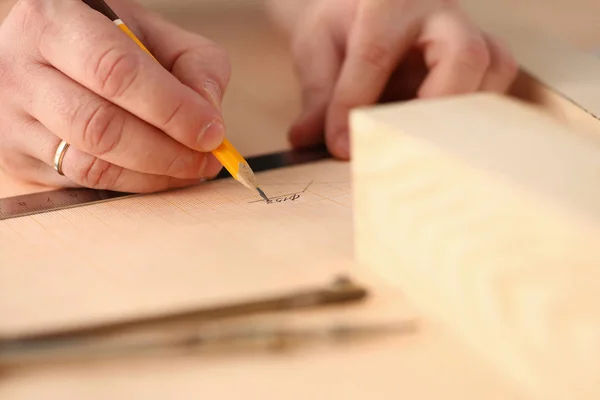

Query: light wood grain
[351,93,600,400]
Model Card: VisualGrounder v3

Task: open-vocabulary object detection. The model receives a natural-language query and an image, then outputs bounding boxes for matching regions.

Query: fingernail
[203,79,222,111]
[197,119,225,151]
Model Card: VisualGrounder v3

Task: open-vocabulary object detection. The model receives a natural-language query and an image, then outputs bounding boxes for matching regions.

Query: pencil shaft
[82,0,119,21]
[79,0,265,196]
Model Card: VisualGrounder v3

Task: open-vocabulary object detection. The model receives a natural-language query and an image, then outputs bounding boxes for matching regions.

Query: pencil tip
[256,187,269,202]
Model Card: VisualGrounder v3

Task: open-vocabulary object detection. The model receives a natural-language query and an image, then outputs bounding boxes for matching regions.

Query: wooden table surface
[1,1,600,399]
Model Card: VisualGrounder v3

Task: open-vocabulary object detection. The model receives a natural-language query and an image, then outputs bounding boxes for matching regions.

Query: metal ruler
[0,145,331,221]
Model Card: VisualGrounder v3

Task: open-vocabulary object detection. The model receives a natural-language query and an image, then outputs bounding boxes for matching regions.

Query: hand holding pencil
[0,0,236,193]
[0,0,517,192]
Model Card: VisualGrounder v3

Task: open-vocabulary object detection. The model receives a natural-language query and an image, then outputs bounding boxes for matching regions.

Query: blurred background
[0,0,599,195]
[134,0,600,157]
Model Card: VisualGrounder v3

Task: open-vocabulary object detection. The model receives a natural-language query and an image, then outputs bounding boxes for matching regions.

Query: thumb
[288,26,342,150]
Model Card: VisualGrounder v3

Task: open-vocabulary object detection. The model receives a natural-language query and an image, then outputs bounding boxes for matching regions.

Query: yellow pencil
[81,0,269,202]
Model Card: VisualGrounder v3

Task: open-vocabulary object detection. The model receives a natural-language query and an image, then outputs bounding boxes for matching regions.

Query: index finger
[30,0,225,152]
[326,0,418,156]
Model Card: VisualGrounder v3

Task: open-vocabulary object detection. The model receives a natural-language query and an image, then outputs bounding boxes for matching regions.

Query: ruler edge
[0,145,332,221]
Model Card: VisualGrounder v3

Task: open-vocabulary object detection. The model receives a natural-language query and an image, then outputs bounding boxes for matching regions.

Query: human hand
[0,0,230,192]
[281,0,518,159]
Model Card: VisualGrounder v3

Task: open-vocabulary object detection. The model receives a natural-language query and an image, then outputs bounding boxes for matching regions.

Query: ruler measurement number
[0,189,124,220]
[0,146,332,220]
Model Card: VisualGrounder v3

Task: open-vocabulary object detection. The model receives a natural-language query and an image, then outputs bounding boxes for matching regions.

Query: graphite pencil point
[256,187,269,202]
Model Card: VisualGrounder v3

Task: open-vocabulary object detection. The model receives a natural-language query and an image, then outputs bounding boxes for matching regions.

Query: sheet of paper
[0,158,527,400]
[0,159,362,334]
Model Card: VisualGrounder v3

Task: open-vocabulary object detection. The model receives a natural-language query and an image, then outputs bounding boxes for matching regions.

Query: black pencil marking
[248,180,314,204]
[256,187,269,202]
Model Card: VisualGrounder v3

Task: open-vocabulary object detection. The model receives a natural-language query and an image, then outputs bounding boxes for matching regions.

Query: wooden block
[350,93,600,400]
[349,25,600,399]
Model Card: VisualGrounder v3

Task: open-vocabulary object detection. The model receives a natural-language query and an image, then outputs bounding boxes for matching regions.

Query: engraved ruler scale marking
[0,146,331,221]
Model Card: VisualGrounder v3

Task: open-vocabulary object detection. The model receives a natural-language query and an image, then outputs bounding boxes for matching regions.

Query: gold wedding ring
[53,140,70,176]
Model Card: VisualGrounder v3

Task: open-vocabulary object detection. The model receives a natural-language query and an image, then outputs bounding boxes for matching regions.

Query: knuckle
[10,0,48,40]
[90,47,141,98]
[196,43,232,83]
[162,99,185,130]
[75,157,122,189]
[170,43,232,94]
[166,152,201,178]
[356,42,394,72]
[76,102,123,156]
[166,153,187,177]
[0,53,25,99]
[457,38,490,70]
[13,0,44,12]
[300,80,333,107]
[11,0,44,24]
